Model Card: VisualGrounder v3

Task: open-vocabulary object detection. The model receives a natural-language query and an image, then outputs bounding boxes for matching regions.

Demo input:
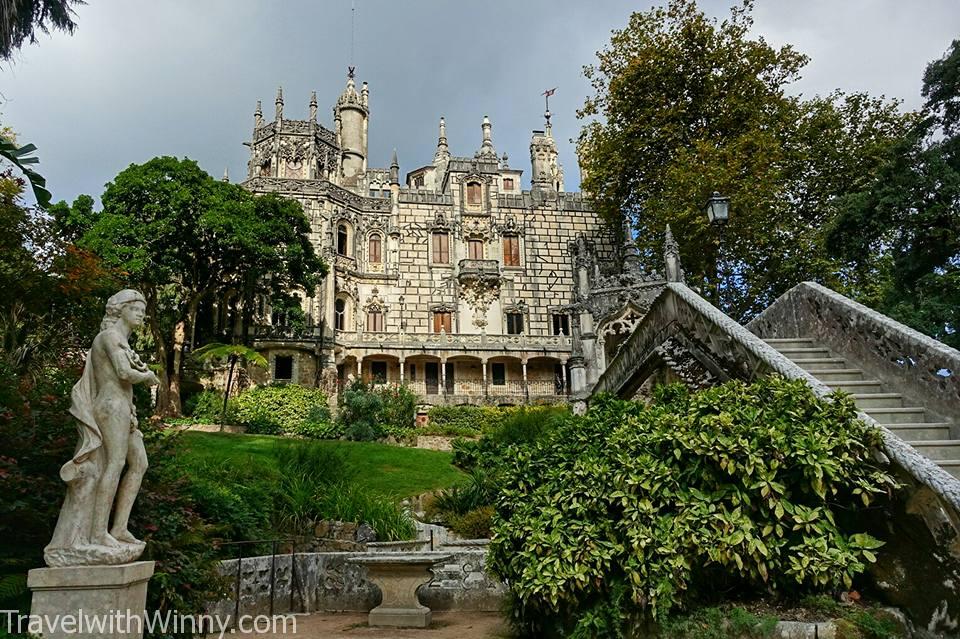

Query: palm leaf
[0,135,52,208]
[191,342,266,367]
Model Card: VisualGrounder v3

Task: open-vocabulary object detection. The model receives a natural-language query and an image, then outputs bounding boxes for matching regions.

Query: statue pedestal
[27,561,154,639]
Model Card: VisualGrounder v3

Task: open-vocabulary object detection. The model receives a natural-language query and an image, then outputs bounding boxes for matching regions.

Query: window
[506,312,524,335]
[467,182,481,205]
[371,361,387,384]
[503,234,521,266]
[366,310,384,332]
[334,298,346,330]
[503,177,514,190]
[552,313,570,336]
[491,362,506,386]
[368,234,382,263]
[337,224,349,255]
[468,239,484,260]
[433,311,452,333]
[413,175,424,188]
[408,363,417,381]
[432,232,450,264]
[274,355,293,380]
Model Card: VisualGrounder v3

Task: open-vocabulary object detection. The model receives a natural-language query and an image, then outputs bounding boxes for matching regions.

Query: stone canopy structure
[239,72,658,405]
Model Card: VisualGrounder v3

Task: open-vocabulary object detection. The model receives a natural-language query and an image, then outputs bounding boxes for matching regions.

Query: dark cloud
[2,0,957,205]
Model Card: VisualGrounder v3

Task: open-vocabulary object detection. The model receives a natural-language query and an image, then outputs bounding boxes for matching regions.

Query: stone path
[208,612,510,638]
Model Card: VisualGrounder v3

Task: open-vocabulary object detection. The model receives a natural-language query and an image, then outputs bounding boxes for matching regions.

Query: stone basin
[348,553,453,628]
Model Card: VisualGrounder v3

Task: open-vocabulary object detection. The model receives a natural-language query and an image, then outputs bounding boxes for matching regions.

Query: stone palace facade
[241,73,666,405]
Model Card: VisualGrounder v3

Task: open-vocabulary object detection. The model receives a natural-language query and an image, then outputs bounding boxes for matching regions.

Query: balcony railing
[358,378,568,401]
[337,331,572,351]
[252,325,323,340]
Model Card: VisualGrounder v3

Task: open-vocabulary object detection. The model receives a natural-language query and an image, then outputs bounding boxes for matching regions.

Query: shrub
[488,377,899,636]
[233,383,328,435]
[318,482,416,541]
[449,506,495,539]
[336,380,418,441]
[183,389,230,423]
[291,404,339,439]
[659,606,778,639]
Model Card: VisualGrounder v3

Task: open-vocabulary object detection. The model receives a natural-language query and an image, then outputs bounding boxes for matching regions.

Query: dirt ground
[206,612,511,638]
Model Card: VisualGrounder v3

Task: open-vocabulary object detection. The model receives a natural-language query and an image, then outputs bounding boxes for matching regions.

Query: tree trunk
[168,295,201,418]
[145,289,171,417]
[221,355,237,433]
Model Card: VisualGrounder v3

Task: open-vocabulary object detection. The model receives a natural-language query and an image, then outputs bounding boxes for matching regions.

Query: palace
[240,72,666,404]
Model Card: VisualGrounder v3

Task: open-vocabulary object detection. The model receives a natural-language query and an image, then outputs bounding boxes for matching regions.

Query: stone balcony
[337,330,572,355]
[457,258,501,286]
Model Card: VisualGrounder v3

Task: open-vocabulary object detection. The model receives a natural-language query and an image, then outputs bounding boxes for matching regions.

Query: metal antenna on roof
[350,0,356,68]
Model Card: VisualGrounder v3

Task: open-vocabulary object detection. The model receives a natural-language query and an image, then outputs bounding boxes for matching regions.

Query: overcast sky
[2,0,958,206]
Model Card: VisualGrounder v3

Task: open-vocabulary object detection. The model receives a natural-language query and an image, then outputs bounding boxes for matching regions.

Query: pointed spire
[254,100,262,128]
[390,149,400,185]
[275,86,284,120]
[479,115,496,159]
[664,224,683,283]
[309,91,318,121]
[222,167,230,182]
[623,217,641,273]
[434,116,450,163]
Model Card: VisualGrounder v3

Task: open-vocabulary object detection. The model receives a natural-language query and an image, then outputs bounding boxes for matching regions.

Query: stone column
[569,355,587,395]
[399,359,405,384]
[482,360,488,398]
[579,311,600,385]
[357,356,364,383]
[522,359,529,402]
[561,360,568,396]
[440,358,447,397]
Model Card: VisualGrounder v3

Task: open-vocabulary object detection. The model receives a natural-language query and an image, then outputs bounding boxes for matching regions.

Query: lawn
[176,431,466,499]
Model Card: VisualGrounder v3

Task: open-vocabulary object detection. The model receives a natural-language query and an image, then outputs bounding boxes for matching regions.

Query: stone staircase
[765,337,960,479]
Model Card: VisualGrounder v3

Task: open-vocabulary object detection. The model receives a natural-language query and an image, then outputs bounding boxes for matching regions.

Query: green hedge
[233,384,329,435]
[488,377,899,636]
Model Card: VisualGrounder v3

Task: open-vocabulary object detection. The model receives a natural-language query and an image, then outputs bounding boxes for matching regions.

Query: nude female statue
[44,289,160,567]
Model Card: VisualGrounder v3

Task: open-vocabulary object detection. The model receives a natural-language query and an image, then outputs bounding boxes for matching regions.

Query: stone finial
[390,149,400,185]
[275,86,284,120]
[361,82,369,108]
[501,152,509,168]
[623,217,641,274]
[434,116,450,163]
[664,224,683,283]
[254,100,262,128]
[479,115,496,159]
[309,91,318,121]
[222,167,229,182]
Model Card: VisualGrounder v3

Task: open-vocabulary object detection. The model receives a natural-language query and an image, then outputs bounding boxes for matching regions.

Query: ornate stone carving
[44,290,159,567]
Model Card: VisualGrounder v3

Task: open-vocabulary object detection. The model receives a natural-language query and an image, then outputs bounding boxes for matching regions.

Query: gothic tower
[334,70,369,186]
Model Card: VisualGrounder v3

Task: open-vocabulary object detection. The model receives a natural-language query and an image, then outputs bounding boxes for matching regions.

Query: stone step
[793,357,849,371]
[764,338,817,348]
[905,440,960,461]
[938,460,960,480]
[887,423,954,441]
[808,368,867,382]
[777,347,833,360]
[828,379,883,394]
[851,393,904,409]
[866,406,927,424]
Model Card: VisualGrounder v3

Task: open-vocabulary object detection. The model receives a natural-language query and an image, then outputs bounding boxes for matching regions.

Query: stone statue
[44,289,160,567]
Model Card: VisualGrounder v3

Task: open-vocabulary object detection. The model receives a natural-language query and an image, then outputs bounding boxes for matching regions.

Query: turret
[254,100,262,128]
[389,149,400,200]
[478,115,497,159]
[434,116,450,163]
[309,91,318,122]
[530,109,564,193]
[334,69,369,184]
[275,87,284,121]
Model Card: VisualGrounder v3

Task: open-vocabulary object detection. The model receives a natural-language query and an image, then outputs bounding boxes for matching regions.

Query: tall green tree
[76,157,326,416]
[577,0,910,320]
[826,40,960,347]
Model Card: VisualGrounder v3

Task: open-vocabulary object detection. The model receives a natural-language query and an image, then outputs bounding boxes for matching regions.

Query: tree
[0,0,83,61]
[825,40,960,347]
[190,343,266,432]
[577,0,910,320]
[77,157,326,416]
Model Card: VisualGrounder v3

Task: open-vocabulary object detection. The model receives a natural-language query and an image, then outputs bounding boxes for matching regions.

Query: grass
[176,431,466,499]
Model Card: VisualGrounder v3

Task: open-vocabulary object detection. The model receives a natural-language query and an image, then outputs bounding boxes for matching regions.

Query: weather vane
[543,87,557,126]
[348,65,355,79]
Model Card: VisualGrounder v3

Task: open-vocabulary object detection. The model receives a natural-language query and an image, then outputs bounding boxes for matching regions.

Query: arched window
[467,182,481,205]
[337,224,349,255]
[334,298,346,331]
[368,234,382,263]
